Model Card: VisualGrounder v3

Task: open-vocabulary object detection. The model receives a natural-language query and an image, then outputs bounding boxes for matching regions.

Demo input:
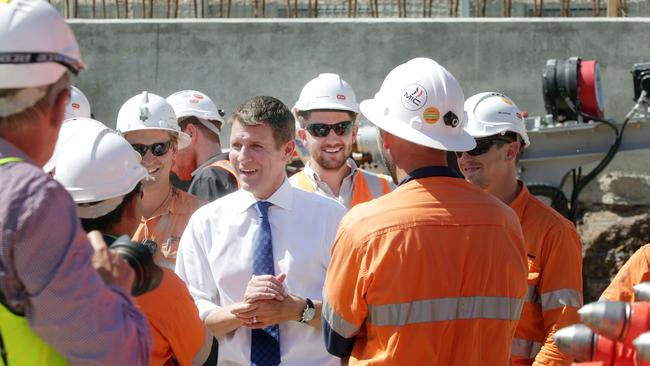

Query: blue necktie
[251,201,281,366]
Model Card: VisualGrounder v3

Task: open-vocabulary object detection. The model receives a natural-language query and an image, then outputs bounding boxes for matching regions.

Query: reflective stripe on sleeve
[540,289,583,312]
[511,337,543,359]
[525,284,540,304]
[367,296,524,326]
[322,298,361,338]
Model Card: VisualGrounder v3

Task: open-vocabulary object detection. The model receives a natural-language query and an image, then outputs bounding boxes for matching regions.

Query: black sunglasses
[455,138,514,158]
[131,141,172,157]
[305,121,353,138]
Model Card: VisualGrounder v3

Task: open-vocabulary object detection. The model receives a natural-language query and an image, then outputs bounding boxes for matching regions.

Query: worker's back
[323,176,528,365]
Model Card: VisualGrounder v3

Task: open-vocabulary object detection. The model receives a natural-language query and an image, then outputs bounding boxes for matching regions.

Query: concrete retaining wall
[69,18,650,204]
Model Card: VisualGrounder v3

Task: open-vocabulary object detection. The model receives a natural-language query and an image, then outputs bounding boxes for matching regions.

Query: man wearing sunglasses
[117,91,204,270]
[290,73,394,209]
[0,1,150,364]
[167,90,239,202]
[458,92,583,366]
[322,58,528,365]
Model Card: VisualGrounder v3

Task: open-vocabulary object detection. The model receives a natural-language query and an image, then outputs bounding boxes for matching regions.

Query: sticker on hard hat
[72,103,80,109]
[401,84,427,111]
[336,94,347,100]
[190,99,199,104]
[501,97,513,105]
[194,94,204,100]
[423,107,441,124]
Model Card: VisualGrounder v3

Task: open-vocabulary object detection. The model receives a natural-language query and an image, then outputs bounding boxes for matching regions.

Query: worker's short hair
[80,182,143,233]
[178,116,221,144]
[295,109,358,128]
[0,73,70,135]
[230,96,294,149]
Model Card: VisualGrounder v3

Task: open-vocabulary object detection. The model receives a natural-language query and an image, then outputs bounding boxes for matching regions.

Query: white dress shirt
[176,178,346,366]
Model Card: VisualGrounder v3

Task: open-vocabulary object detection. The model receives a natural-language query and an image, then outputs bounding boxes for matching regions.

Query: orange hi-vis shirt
[323,174,528,365]
[510,183,584,366]
[136,267,206,366]
[601,244,650,302]
[133,187,204,269]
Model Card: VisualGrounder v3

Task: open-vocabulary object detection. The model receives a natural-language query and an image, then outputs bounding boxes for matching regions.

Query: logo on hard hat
[194,94,204,100]
[190,99,199,104]
[336,94,347,100]
[72,103,80,109]
[423,106,440,124]
[401,84,427,111]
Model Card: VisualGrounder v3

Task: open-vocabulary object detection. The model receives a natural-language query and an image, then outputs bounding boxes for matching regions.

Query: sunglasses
[455,138,514,158]
[305,121,353,138]
[131,141,172,157]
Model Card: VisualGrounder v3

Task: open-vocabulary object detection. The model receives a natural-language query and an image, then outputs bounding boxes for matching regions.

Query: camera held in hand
[110,236,163,296]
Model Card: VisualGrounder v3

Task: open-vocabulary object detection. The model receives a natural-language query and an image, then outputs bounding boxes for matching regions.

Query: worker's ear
[185,123,199,143]
[504,141,521,162]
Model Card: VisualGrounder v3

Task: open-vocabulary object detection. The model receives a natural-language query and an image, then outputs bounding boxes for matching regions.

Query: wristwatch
[299,298,316,323]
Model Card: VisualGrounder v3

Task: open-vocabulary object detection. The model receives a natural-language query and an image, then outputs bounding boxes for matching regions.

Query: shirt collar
[509,180,529,221]
[303,158,359,184]
[234,177,293,214]
[0,137,33,164]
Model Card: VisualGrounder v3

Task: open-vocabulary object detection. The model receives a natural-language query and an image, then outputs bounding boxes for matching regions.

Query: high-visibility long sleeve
[601,244,650,302]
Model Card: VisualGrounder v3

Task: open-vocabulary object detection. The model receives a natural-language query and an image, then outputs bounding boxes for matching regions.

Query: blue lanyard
[398,166,460,186]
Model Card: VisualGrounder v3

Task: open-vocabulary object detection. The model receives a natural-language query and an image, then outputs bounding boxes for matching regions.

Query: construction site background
[51,0,649,18]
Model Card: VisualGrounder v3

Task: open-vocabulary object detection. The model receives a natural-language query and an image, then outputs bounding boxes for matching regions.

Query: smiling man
[458,92,583,366]
[290,73,394,209]
[116,92,204,269]
[175,96,346,366]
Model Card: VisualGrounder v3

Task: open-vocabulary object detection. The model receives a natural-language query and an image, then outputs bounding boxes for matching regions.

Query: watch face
[302,307,316,322]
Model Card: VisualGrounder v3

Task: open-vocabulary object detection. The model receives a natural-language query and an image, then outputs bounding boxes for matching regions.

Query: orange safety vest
[293,169,391,208]
[207,159,240,189]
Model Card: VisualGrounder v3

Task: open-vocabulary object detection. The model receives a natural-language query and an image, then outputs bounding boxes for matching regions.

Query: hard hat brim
[360,99,477,152]
[293,101,360,114]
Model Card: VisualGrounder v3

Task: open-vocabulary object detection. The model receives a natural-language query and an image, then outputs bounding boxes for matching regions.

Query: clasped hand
[231,273,302,329]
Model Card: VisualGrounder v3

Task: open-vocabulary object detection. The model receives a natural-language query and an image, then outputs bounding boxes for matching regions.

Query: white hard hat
[116,91,191,149]
[360,57,475,152]
[64,86,91,120]
[294,73,360,114]
[166,90,224,137]
[464,92,530,147]
[54,119,148,218]
[0,0,85,89]
[43,117,107,174]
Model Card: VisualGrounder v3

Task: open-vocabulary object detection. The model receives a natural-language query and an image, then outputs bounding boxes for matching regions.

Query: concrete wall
[69,18,650,204]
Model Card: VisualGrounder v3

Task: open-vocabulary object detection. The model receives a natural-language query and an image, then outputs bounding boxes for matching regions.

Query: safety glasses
[305,121,353,138]
[131,141,172,157]
[455,137,514,158]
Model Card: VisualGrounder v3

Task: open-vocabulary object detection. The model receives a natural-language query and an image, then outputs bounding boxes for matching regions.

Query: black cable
[563,91,647,222]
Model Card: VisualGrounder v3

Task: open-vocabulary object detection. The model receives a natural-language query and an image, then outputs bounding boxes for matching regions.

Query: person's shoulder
[174,186,207,209]
[3,160,72,207]
[524,189,575,231]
